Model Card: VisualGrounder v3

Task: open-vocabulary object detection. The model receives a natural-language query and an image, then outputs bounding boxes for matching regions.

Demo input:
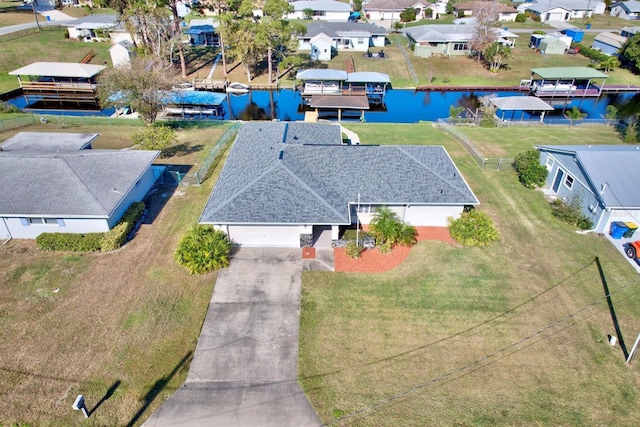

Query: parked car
[625,241,640,260]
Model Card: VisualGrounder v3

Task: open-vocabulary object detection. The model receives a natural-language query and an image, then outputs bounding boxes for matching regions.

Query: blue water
[7,89,639,123]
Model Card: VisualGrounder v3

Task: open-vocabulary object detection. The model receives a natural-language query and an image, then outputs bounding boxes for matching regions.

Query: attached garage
[220,225,301,247]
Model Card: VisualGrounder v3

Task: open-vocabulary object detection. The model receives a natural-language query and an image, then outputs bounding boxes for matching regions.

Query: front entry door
[552,169,564,193]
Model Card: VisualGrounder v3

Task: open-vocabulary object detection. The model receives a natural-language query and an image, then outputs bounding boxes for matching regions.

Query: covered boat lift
[307,95,369,121]
[490,96,555,122]
[296,69,348,96]
[162,91,226,118]
[527,67,608,98]
[345,71,390,104]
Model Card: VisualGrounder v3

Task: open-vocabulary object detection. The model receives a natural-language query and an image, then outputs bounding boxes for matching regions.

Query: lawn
[299,123,640,426]
[0,119,233,426]
[0,28,112,93]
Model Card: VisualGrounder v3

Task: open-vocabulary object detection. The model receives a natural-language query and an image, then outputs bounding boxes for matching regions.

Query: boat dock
[193,79,280,92]
[415,86,527,92]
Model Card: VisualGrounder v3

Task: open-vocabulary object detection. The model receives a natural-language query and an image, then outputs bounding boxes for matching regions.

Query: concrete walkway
[143,248,321,427]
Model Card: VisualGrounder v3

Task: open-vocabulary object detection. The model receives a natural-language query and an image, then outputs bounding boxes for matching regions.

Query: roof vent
[279,150,284,160]
[282,123,288,142]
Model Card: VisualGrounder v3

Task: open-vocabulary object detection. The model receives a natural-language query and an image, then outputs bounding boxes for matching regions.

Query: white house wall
[219,225,301,247]
[0,219,10,240]
[404,205,464,226]
[4,217,110,239]
[107,166,159,229]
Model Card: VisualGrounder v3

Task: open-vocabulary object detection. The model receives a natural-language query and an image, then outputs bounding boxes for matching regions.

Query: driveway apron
[143,248,321,426]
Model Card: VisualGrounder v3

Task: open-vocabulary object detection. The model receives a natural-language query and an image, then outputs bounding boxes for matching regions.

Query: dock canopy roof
[9,62,107,78]
[309,95,370,109]
[490,96,554,111]
[346,72,391,83]
[531,67,608,79]
[296,69,349,81]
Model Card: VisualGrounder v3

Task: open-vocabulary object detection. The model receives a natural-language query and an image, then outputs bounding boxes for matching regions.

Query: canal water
[7,89,640,123]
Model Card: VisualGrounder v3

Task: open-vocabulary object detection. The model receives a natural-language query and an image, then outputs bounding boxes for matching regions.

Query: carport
[490,96,554,122]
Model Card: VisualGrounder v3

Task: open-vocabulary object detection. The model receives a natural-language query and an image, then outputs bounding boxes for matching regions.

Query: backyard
[0,119,233,425]
[299,123,640,426]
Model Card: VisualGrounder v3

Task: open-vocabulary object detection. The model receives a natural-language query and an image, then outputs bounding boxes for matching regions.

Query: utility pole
[31,0,42,31]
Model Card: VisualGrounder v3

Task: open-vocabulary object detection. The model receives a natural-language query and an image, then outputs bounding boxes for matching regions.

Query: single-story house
[592,32,628,55]
[554,0,606,18]
[185,18,220,46]
[0,144,161,240]
[363,0,431,22]
[453,1,520,22]
[404,24,518,57]
[109,39,136,68]
[525,3,573,22]
[535,145,640,234]
[0,132,98,151]
[620,26,640,37]
[63,13,118,41]
[611,1,640,20]
[199,122,479,247]
[287,0,352,21]
[298,21,387,57]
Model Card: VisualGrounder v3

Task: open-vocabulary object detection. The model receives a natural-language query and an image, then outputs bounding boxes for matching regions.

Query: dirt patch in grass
[334,227,456,273]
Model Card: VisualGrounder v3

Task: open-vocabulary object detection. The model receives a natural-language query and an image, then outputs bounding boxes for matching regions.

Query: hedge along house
[199,122,478,247]
[0,134,161,239]
[535,145,640,233]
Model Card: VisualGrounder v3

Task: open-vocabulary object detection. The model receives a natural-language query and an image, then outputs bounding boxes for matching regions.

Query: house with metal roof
[363,0,431,21]
[592,32,628,56]
[298,21,387,58]
[453,1,519,22]
[620,26,640,37]
[287,0,352,21]
[63,14,118,41]
[186,18,219,46]
[611,1,640,20]
[404,25,518,57]
[524,3,573,22]
[0,147,161,240]
[199,122,478,247]
[535,145,640,233]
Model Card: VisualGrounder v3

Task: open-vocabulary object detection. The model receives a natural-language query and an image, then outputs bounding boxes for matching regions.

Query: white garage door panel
[228,226,300,247]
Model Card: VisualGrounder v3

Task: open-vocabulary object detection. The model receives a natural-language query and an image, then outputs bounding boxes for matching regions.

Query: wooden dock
[193,79,283,92]
[415,86,528,92]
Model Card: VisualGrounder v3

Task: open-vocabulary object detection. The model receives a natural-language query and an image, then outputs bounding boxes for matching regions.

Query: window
[564,175,574,189]
[453,43,468,51]
[545,157,554,170]
[357,38,364,45]
[28,218,44,225]
[27,218,62,225]
[357,204,377,214]
[313,10,325,17]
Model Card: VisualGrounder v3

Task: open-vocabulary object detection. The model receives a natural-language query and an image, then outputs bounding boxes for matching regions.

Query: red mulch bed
[334,226,456,273]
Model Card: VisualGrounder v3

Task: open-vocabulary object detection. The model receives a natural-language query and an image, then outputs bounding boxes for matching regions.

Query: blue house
[535,145,640,233]
[591,32,627,55]
[186,18,219,46]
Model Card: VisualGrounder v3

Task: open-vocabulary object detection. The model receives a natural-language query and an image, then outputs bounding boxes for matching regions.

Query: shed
[592,32,627,56]
[540,37,567,55]
[109,40,135,68]
[310,34,334,61]
[564,28,584,43]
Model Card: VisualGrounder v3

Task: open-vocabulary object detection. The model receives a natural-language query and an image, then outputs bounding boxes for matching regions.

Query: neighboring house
[0,134,161,240]
[363,0,431,22]
[109,40,136,68]
[404,24,518,57]
[592,32,627,55]
[298,21,387,57]
[0,132,99,151]
[620,25,640,37]
[611,1,640,20]
[556,0,606,18]
[287,0,352,21]
[64,13,118,41]
[185,18,220,46]
[535,145,640,234]
[453,1,519,22]
[199,122,479,247]
[525,3,573,22]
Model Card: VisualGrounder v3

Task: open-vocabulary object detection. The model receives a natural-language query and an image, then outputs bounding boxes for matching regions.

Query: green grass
[299,123,640,426]
[0,121,234,425]
[0,28,111,93]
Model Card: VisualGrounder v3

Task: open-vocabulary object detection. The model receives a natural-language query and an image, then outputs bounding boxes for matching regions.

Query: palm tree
[369,206,418,249]
[565,106,587,126]
[598,56,619,73]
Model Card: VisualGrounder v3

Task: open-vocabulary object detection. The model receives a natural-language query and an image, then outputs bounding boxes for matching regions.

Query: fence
[0,115,36,131]
[0,25,63,43]
[194,122,240,185]
[436,119,513,171]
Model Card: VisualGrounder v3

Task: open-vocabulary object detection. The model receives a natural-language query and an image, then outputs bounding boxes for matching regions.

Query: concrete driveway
[143,248,321,426]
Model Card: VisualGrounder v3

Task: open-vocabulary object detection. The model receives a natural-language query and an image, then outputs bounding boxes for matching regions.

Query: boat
[226,82,250,94]
[172,82,195,91]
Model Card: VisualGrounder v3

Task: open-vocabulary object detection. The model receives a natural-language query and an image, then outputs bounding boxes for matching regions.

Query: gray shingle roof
[292,0,352,12]
[535,145,640,209]
[304,21,388,38]
[200,122,478,225]
[0,132,99,151]
[0,150,159,217]
[364,0,430,11]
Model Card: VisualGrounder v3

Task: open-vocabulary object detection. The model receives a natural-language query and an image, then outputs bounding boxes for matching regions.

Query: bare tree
[469,1,499,62]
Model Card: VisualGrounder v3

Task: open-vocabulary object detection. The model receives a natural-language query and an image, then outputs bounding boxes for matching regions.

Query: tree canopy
[620,34,640,74]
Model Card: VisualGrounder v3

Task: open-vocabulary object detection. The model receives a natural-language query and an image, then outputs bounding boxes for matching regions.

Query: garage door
[227,225,300,247]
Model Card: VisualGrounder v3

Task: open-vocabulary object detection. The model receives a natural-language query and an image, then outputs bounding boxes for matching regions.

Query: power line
[323,275,640,426]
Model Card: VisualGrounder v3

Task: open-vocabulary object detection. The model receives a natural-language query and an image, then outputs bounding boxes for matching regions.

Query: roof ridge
[279,161,349,222]
[396,146,478,203]
[60,156,110,215]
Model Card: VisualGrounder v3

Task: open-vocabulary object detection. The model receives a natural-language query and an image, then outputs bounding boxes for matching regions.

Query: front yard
[300,123,640,425]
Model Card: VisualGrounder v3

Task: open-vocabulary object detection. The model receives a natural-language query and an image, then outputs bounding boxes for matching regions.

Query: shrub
[345,241,364,259]
[36,232,103,251]
[515,13,526,23]
[175,226,232,274]
[101,201,145,251]
[550,198,593,230]
[448,209,499,247]
[400,7,417,22]
[341,229,370,241]
[131,125,176,152]
[573,43,608,63]
[369,206,417,248]
[512,150,548,189]
[0,102,21,113]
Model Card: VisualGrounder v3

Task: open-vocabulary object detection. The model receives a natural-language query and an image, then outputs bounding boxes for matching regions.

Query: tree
[512,149,548,189]
[469,2,498,61]
[604,104,618,126]
[98,56,178,124]
[624,119,638,143]
[564,106,587,126]
[449,105,465,122]
[598,56,619,73]
[131,124,176,151]
[619,33,640,74]
[484,41,511,73]
[302,7,313,20]
[261,0,303,84]
[175,226,232,274]
[369,206,417,252]
[446,1,454,15]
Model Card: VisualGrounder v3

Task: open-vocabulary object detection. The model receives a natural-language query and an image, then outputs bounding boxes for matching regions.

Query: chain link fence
[194,122,240,185]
